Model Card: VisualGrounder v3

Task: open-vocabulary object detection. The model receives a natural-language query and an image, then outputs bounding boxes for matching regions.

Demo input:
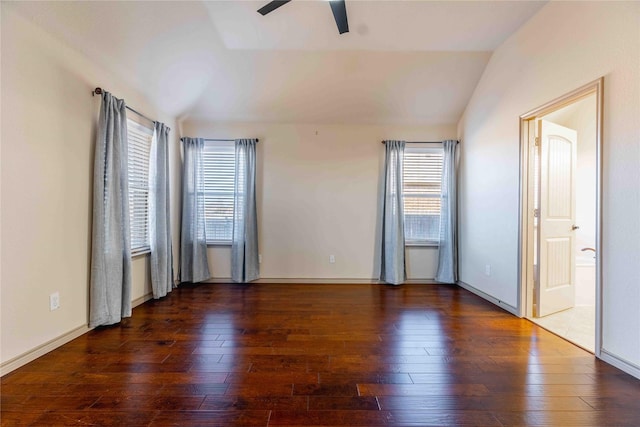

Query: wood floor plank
[156,384,229,396]
[0,411,43,426]
[377,395,594,411]
[307,396,380,410]
[268,409,393,426]
[30,410,157,426]
[579,395,640,412]
[358,383,492,397]
[150,409,271,426]
[493,410,640,427]
[199,395,309,411]
[1,283,638,426]
[225,373,317,386]
[388,410,503,426]
[89,395,206,411]
[319,372,414,384]
[293,383,359,396]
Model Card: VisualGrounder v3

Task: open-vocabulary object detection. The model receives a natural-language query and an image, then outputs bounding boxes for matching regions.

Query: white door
[536,120,578,317]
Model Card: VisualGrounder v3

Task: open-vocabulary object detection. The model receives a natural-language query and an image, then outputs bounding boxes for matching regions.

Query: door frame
[517,77,603,357]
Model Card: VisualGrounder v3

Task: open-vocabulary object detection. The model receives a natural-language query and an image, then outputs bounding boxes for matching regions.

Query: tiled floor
[529,305,595,352]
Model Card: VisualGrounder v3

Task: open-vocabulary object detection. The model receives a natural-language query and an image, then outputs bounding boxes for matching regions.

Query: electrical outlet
[485,264,491,276]
[50,292,60,311]
[258,254,262,264]
[329,255,335,264]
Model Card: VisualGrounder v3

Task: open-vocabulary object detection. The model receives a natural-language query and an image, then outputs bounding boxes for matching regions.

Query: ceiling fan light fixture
[329,0,349,34]
[257,0,291,16]
[257,0,349,35]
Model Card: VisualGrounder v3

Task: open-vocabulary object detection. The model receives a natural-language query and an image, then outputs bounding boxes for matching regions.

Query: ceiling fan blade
[257,0,292,16]
[329,0,349,34]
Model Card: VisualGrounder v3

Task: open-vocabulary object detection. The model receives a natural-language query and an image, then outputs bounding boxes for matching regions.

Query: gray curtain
[179,137,211,283]
[231,138,259,283]
[89,92,132,327]
[435,140,459,284]
[378,140,406,285]
[149,122,173,298]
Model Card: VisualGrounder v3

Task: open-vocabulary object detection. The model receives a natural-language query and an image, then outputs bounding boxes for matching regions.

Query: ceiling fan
[257,0,349,35]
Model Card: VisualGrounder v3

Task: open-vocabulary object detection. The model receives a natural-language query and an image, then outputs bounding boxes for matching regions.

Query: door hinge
[533,208,539,218]
[534,137,540,146]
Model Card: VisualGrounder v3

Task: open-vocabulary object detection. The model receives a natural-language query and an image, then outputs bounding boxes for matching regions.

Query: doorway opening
[518,78,603,355]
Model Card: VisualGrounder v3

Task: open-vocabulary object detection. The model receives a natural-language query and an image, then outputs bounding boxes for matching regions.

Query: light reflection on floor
[529,306,595,353]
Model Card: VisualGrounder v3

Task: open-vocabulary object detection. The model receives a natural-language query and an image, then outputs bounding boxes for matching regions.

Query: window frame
[403,144,444,247]
[127,118,154,257]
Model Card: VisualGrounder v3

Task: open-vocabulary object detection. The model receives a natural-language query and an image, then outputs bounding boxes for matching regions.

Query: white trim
[131,249,151,258]
[0,292,154,376]
[132,292,154,307]
[599,349,640,380]
[457,281,519,316]
[0,324,89,376]
[203,278,439,285]
[404,279,439,285]
[517,78,604,357]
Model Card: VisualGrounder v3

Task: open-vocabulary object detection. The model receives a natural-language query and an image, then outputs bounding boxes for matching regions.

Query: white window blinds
[403,146,444,245]
[127,119,153,254]
[202,141,235,244]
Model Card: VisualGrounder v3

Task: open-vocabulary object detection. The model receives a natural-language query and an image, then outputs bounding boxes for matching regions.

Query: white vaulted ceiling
[5,0,546,125]
[208,0,544,51]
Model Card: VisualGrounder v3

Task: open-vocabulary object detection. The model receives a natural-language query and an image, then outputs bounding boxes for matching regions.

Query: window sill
[207,242,232,247]
[131,249,151,258]
[405,242,439,248]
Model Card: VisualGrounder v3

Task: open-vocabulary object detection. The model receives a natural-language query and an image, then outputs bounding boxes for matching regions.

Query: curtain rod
[92,87,168,131]
[203,138,259,143]
[380,140,441,144]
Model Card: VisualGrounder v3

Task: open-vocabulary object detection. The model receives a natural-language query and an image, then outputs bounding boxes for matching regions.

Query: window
[403,146,444,245]
[127,119,153,254]
[202,141,235,244]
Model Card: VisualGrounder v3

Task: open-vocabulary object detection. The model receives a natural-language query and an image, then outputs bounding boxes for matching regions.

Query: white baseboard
[405,279,439,284]
[205,277,377,284]
[0,292,154,377]
[0,324,90,376]
[599,349,640,380]
[203,277,438,285]
[132,292,154,307]
[457,280,519,315]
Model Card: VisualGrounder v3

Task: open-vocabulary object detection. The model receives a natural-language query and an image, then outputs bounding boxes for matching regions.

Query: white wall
[181,121,456,282]
[0,7,180,369]
[458,2,640,372]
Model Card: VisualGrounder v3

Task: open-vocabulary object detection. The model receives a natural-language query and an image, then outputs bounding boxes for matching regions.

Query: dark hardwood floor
[2,283,639,426]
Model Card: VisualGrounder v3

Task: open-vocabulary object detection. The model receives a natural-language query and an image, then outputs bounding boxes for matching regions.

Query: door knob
[571,225,580,231]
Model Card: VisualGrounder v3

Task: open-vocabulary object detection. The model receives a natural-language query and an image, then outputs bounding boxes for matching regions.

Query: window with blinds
[403,146,444,245]
[202,141,235,244]
[127,119,154,254]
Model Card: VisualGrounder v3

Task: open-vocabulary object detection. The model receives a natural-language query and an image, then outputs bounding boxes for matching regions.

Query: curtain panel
[89,92,132,327]
[179,137,211,283]
[149,122,174,298]
[435,140,459,284]
[377,140,407,285]
[231,139,260,283]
